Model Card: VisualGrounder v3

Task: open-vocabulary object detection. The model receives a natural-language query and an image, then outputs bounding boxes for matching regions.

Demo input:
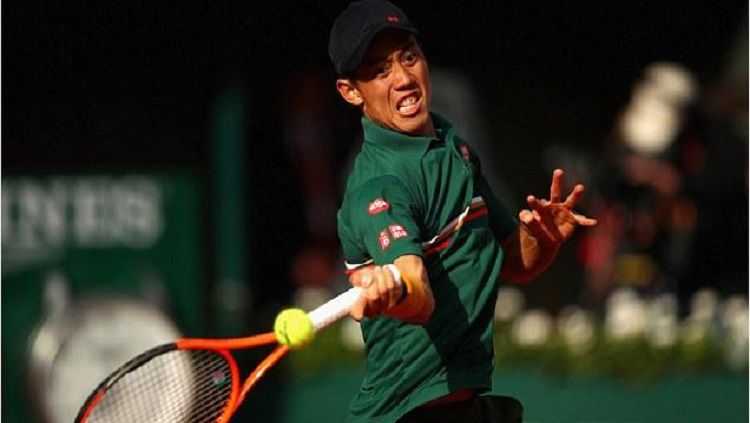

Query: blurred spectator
[581,53,748,314]
[680,33,748,309]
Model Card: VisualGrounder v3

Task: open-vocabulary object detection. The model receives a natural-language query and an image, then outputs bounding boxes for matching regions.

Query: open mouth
[395,92,422,117]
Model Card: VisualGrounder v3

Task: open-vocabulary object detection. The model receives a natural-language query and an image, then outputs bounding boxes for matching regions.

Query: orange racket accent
[78,390,105,422]
[176,332,277,350]
[213,349,241,423]
[237,345,289,406]
[174,337,288,422]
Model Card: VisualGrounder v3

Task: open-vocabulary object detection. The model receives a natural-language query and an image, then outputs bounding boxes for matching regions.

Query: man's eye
[402,51,417,65]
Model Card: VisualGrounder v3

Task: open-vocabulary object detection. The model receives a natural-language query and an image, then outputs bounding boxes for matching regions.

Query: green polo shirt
[337,113,518,423]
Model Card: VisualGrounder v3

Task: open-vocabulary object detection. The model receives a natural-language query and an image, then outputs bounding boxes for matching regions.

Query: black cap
[329,0,418,75]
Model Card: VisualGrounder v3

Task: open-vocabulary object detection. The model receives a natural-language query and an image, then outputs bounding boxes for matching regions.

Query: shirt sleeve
[345,175,424,265]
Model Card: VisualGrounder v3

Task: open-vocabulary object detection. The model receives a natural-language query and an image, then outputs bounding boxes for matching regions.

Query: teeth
[401,96,416,106]
[397,95,418,112]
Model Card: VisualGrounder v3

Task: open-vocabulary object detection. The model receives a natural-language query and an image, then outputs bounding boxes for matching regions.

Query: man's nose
[392,62,416,89]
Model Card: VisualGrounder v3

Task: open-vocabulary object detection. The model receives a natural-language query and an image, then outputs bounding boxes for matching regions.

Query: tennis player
[330,1,597,422]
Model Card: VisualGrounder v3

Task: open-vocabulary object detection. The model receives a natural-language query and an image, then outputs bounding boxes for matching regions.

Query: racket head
[75,343,240,423]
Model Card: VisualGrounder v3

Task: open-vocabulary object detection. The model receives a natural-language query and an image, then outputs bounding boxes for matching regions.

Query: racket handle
[307,287,361,331]
[308,264,402,331]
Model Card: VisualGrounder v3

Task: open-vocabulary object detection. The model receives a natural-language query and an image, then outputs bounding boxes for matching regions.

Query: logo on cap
[387,16,400,23]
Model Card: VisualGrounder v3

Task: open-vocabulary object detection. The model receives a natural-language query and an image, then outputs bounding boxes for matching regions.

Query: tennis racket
[73,282,379,423]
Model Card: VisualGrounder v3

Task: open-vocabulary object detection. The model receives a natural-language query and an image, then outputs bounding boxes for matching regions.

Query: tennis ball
[274,308,314,349]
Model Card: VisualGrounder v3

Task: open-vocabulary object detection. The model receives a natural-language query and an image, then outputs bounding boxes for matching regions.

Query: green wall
[282,369,748,423]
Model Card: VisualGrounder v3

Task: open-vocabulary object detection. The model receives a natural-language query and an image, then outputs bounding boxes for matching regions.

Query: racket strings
[85,349,234,423]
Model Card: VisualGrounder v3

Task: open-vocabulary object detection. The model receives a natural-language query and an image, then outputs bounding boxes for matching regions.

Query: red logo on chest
[368,197,390,215]
[459,143,471,161]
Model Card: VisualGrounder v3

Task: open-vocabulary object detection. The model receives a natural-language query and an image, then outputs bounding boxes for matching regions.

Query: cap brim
[340,22,418,75]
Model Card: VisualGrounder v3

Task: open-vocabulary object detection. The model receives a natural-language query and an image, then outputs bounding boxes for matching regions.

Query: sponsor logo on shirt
[459,143,471,161]
[388,224,408,239]
[368,197,390,215]
[378,230,391,251]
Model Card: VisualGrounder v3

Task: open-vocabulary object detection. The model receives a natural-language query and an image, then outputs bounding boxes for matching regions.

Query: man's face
[338,30,433,136]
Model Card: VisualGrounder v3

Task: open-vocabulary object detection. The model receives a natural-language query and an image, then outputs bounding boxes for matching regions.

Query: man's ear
[336,78,364,107]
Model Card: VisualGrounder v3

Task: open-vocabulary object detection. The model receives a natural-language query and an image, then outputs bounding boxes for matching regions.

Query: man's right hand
[348,255,435,324]
[349,265,403,320]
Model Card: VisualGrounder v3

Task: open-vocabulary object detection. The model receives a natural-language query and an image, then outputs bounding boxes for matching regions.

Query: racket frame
[75,282,390,422]
[75,333,278,423]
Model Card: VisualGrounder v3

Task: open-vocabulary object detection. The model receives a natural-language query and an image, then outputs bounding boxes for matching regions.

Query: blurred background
[2,1,748,422]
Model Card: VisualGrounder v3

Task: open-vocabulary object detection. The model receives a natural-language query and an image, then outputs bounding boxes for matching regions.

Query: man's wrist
[384,264,407,303]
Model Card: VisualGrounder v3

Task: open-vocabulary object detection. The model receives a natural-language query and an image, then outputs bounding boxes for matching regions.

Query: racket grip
[308,265,402,331]
[308,287,361,331]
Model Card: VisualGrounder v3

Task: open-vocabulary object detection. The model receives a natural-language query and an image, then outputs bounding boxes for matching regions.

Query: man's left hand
[519,169,597,247]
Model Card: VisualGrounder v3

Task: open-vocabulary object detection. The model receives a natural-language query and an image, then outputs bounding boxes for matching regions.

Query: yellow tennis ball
[274,308,314,349]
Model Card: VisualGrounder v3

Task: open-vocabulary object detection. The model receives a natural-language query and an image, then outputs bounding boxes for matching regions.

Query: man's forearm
[500,226,560,283]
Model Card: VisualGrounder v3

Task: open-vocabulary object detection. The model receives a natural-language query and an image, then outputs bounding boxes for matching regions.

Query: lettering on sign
[2,176,164,264]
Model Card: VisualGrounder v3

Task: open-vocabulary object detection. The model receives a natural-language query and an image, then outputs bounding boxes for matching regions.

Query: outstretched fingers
[550,169,564,203]
[573,213,598,226]
[563,184,586,209]
[520,172,598,245]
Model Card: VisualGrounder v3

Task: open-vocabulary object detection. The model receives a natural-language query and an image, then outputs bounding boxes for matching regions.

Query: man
[329,1,597,422]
